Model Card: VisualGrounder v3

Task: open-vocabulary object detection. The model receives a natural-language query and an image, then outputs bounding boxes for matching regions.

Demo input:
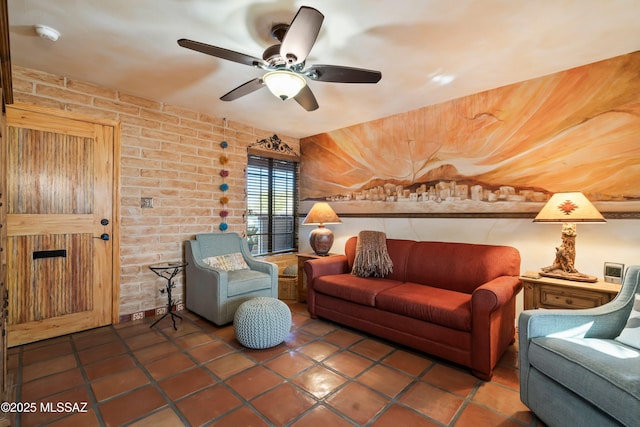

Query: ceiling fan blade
[280,6,324,65]
[178,39,265,68]
[220,78,265,101]
[294,85,319,111]
[307,64,382,83]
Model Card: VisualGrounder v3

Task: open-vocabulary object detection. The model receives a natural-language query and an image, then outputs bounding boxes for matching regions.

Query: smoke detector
[34,24,60,42]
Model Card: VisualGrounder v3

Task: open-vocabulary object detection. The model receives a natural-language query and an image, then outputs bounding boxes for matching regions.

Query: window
[246,154,298,255]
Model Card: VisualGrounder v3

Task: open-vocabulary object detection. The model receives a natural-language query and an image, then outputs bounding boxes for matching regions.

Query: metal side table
[149,261,187,330]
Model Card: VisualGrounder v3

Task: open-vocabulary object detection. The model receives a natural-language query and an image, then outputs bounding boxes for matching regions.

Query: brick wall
[11,65,300,320]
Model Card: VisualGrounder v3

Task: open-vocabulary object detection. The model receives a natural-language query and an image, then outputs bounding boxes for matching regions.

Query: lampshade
[533,192,605,223]
[302,202,342,225]
[263,70,306,100]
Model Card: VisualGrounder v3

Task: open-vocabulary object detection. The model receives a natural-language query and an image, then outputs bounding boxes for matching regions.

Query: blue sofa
[518,265,640,427]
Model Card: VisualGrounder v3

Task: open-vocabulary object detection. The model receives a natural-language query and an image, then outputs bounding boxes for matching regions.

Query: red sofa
[305,237,522,380]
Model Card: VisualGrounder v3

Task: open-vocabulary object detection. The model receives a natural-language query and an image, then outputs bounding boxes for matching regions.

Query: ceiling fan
[177,6,382,111]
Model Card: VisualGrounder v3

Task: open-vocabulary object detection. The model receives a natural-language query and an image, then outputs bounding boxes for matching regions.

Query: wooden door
[5,104,119,346]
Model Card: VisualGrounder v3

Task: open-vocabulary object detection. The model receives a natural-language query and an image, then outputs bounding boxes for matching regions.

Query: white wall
[299,217,640,317]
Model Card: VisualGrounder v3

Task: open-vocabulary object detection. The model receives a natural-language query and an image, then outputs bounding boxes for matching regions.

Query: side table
[296,253,337,303]
[521,274,620,310]
[149,261,187,330]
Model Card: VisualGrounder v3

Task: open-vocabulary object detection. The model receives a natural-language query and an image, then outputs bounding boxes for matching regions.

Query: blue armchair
[519,266,640,427]
[185,233,278,325]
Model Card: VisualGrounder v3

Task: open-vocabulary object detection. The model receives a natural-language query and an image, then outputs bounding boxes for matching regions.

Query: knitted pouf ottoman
[234,297,292,349]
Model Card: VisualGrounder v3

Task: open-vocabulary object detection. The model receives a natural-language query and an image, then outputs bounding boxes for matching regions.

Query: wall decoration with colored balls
[219,119,229,231]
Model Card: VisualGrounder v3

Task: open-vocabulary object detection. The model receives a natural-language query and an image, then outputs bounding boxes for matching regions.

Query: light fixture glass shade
[263,70,306,100]
[303,202,341,256]
[533,192,605,223]
[302,202,341,225]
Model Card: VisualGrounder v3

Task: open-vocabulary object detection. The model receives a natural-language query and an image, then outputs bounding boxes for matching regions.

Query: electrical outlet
[132,312,144,321]
[176,303,184,311]
[141,197,153,208]
[155,307,167,316]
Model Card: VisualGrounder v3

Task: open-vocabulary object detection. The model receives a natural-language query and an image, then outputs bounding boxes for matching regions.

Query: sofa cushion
[227,270,272,297]
[529,336,640,426]
[313,274,402,307]
[376,283,472,331]
[404,242,520,293]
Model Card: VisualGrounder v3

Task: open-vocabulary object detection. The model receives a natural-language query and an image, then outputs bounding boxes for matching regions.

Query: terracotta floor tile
[300,320,339,336]
[291,404,356,427]
[370,404,440,427]
[124,329,168,350]
[176,384,243,426]
[242,342,289,362]
[158,366,216,401]
[454,403,523,427]
[20,367,84,401]
[323,350,374,378]
[421,364,479,397]
[132,341,180,363]
[349,338,394,361]
[325,382,388,425]
[22,340,74,365]
[145,352,196,380]
[128,408,186,427]
[251,383,316,425]
[209,406,271,427]
[491,364,520,390]
[72,326,119,350]
[225,365,283,399]
[45,408,102,427]
[205,352,256,379]
[187,339,234,363]
[21,354,77,383]
[324,329,364,347]
[283,329,316,348]
[357,364,413,398]
[175,330,215,349]
[77,340,127,365]
[383,349,433,376]
[298,341,340,361]
[84,353,137,381]
[292,365,348,398]
[9,304,531,427]
[91,367,150,401]
[399,381,464,425]
[472,382,533,424]
[20,385,91,427]
[98,385,167,427]
[265,350,315,378]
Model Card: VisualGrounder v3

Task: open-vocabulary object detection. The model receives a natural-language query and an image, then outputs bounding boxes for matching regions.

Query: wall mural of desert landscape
[300,51,640,217]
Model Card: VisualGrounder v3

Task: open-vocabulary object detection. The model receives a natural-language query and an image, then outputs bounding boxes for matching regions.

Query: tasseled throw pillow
[351,230,393,278]
[615,294,640,349]
[203,253,250,271]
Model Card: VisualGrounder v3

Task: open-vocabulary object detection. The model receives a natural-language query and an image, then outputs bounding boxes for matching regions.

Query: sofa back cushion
[345,236,415,282]
[405,242,521,293]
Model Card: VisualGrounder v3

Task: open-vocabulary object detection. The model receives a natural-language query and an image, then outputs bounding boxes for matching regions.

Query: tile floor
[7,302,546,427]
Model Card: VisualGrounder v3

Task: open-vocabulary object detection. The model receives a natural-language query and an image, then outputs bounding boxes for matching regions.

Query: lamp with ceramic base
[302,202,341,256]
[533,191,606,283]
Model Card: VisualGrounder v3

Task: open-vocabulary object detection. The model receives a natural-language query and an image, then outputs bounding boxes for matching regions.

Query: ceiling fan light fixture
[263,70,306,100]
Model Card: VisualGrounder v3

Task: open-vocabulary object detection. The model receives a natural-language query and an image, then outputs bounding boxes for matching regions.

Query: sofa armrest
[304,255,349,316]
[470,275,522,379]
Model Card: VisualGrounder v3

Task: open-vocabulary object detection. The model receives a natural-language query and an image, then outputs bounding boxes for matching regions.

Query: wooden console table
[521,275,621,310]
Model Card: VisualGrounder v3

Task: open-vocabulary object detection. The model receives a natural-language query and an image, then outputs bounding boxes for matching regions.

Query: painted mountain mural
[300,51,640,216]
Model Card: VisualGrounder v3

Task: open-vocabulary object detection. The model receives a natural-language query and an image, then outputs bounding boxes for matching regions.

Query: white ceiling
[7,0,640,138]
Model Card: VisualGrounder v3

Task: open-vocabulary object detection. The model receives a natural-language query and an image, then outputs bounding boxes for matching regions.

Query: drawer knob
[566,298,573,305]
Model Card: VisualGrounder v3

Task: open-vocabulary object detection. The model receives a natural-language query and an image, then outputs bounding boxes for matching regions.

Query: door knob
[94,233,110,241]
